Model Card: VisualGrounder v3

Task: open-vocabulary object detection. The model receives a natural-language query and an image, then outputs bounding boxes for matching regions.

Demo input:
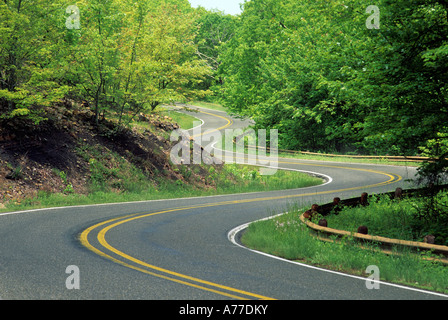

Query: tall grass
[211,164,322,194]
[325,196,420,242]
[277,152,421,167]
[159,108,199,130]
[323,193,448,246]
[1,162,323,213]
[241,210,448,294]
[189,101,228,112]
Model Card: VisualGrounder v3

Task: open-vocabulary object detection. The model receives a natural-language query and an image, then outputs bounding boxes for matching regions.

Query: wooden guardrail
[299,186,448,263]
[296,151,429,162]
[244,144,430,162]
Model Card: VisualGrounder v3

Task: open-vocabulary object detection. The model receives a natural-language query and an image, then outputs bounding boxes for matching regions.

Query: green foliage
[193,8,239,96]
[6,163,23,180]
[326,195,421,241]
[411,191,448,246]
[211,164,322,193]
[52,168,75,194]
[0,0,212,124]
[76,141,155,194]
[416,132,448,186]
[324,193,448,246]
[242,210,448,293]
[218,0,448,156]
[0,1,70,122]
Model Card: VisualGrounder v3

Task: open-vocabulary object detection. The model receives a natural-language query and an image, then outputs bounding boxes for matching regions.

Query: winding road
[1,105,447,302]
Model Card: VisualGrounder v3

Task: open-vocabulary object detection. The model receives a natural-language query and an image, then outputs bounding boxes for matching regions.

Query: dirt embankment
[0,101,216,207]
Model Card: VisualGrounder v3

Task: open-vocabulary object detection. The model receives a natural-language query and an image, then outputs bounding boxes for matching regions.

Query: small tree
[416,133,448,187]
[413,133,448,239]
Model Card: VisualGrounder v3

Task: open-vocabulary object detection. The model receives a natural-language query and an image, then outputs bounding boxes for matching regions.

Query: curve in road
[0,105,447,300]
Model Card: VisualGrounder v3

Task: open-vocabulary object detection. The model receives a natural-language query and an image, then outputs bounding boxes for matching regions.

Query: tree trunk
[151,101,160,111]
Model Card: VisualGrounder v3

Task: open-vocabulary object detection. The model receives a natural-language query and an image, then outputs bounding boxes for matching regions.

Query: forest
[217,0,448,158]
[1,0,448,162]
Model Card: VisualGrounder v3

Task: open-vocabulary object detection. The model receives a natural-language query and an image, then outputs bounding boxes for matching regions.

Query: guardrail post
[332,197,342,214]
[303,210,313,220]
[394,187,403,199]
[360,192,368,206]
[424,235,435,244]
[318,219,328,227]
[298,185,448,262]
[357,226,368,235]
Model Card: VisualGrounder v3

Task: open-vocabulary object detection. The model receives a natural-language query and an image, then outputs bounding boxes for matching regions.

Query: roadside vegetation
[189,101,228,113]
[323,193,448,246]
[123,105,200,136]
[0,98,323,213]
[276,152,423,168]
[241,202,448,294]
[217,139,422,168]
[0,160,322,213]
[161,109,199,131]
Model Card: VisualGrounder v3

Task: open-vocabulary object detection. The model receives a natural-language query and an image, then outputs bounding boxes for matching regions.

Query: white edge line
[211,139,420,170]
[188,118,205,133]
[227,215,448,299]
[168,105,205,133]
[0,108,434,297]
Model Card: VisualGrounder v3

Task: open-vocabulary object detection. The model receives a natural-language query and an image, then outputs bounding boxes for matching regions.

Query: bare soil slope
[0,102,216,206]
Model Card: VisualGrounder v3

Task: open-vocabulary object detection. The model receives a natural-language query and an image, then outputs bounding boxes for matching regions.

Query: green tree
[65,0,211,125]
[64,0,124,124]
[347,0,447,156]
[0,0,212,126]
[193,8,238,93]
[119,0,211,114]
[218,0,448,156]
[219,0,367,152]
[0,1,70,123]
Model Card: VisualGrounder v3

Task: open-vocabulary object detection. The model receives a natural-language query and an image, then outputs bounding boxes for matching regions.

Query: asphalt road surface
[1,105,447,303]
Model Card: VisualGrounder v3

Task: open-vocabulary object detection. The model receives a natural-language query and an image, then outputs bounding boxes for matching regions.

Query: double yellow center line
[79,109,402,300]
[79,165,401,300]
[80,203,275,300]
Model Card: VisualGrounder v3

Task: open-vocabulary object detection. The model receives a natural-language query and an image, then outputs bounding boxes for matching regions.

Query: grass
[157,107,199,130]
[214,135,421,168]
[241,200,448,294]
[0,161,323,213]
[208,164,322,194]
[323,193,448,246]
[277,151,421,167]
[325,196,420,241]
[189,100,228,112]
